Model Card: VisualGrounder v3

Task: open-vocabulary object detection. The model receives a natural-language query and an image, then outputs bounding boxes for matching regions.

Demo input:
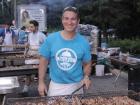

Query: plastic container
[95,65,104,76]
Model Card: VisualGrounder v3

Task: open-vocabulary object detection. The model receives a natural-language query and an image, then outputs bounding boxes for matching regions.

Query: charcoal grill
[0,49,25,67]
[3,90,140,105]
[0,50,39,77]
[0,65,38,77]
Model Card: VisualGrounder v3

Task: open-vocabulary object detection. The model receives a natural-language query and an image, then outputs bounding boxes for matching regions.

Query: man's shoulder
[0,28,4,33]
[0,28,4,31]
[77,33,89,44]
[77,33,87,40]
[0,28,5,36]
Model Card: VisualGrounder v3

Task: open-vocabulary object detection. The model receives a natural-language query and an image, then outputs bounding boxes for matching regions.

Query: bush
[47,26,62,33]
[108,38,140,55]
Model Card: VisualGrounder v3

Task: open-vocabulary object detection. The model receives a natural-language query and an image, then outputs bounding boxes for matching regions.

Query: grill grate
[5,90,140,105]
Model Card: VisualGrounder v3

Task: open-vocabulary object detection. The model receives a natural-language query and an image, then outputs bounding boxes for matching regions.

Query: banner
[17,4,47,31]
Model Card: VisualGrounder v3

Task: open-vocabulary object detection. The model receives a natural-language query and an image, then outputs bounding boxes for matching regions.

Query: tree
[75,0,140,38]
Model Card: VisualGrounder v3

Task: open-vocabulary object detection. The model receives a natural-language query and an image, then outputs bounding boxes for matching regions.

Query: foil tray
[0,77,19,94]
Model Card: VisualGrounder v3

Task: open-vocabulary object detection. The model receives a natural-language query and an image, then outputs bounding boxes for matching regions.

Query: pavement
[86,73,128,94]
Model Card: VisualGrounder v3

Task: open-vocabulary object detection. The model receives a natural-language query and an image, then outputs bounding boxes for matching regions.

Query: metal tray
[0,77,19,94]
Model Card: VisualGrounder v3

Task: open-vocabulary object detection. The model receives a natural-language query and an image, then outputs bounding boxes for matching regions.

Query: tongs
[70,84,86,104]
[71,84,85,95]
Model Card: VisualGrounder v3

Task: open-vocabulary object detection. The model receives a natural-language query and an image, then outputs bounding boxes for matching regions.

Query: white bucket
[95,65,104,76]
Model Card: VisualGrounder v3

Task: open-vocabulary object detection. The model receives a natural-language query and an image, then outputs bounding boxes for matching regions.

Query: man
[22,20,46,93]
[38,7,91,96]
[0,22,16,51]
[17,26,27,44]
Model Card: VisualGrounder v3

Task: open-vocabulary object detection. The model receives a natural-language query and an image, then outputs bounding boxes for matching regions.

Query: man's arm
[38,56,49,96]
[82,61,92,89]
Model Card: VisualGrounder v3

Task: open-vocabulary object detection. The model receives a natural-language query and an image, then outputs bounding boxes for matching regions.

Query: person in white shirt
[26,20,46,55]
[0,22,16,51]
[22,20,46,93]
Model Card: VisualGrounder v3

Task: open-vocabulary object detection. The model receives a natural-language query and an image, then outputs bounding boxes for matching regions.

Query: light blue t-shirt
[18,30,28,44]
[39,31,91,84]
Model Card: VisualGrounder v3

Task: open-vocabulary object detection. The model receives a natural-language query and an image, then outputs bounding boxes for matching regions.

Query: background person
[17,26,28,44]
[38,6,92,96]
[22,20,46,93]
[0,22,16,51]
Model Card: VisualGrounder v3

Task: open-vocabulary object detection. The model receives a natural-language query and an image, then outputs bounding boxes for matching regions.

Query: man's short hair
[29,20,39,27]
[62,6,79,19]
[5,21,12,26]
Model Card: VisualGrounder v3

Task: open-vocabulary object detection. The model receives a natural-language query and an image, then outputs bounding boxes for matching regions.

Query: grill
[0,65,38,77]
[0,54,39,67]
[0,50,39,77]
[3,90,140,105]
[0,50,25,67]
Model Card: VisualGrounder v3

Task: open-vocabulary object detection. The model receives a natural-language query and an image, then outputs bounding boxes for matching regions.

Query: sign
[17,4,47,31]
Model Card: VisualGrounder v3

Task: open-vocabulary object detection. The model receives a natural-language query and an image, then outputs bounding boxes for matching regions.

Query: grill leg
[113,65,125,86]
[1,95,5,105]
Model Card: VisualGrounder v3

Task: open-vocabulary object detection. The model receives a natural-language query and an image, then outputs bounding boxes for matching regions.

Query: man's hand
[38,82,47,97]
[82,75,91,89]
[25,43,29,48]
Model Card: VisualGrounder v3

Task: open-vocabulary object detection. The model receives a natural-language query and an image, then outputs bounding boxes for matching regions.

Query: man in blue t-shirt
[38,7,92,96]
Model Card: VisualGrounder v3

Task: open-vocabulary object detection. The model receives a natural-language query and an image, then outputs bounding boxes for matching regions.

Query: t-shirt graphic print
[55,48,77,71]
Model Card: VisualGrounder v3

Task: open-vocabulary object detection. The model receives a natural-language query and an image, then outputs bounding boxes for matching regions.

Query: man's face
[29,24,37,33]
[62,11,79,32]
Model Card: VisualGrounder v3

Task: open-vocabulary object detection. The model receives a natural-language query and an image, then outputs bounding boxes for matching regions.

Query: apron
[47,80,83,96]
[2,29,13,51]
[27,32,40,56]
[25,32,40,64]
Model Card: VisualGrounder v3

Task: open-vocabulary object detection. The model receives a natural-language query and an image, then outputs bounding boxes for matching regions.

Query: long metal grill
[4,90,140,105]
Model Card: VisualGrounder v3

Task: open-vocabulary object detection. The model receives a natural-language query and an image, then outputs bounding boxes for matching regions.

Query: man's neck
[61,30,76,40]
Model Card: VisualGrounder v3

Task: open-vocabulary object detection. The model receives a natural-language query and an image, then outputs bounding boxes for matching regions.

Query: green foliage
[47,26,62,33]
[108,38,140,55]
